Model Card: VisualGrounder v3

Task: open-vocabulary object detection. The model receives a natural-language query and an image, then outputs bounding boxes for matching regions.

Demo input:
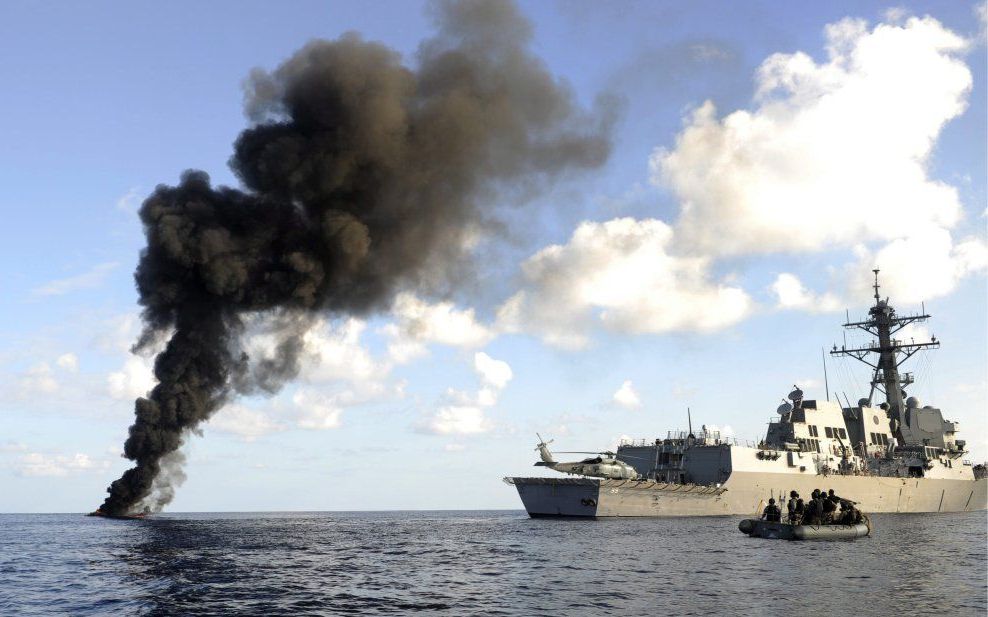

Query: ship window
[824,427,834,438]
[808,426,818,437]
[880,434,889,446]
[838,428,847,439]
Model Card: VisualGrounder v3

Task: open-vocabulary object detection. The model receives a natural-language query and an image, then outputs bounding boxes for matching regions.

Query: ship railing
[622,435,761,449]
[618,438,654,448]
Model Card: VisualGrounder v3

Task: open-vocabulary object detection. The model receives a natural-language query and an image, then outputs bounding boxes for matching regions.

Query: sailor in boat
[836,499,864,525]
[787,490,804,524]
[804,490,822,525]
[761,498,782,522]
[823,490,839,523]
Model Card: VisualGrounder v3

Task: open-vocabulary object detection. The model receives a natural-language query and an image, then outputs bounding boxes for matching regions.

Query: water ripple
[0,511,984,616]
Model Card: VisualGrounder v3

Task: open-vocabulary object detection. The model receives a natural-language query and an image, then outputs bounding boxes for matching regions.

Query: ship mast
[830,270,939,426]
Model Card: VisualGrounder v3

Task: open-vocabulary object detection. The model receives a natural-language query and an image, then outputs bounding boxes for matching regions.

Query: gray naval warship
[506,271,988,517]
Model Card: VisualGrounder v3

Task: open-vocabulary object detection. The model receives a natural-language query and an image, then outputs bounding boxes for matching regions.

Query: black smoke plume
[98,0,613,515]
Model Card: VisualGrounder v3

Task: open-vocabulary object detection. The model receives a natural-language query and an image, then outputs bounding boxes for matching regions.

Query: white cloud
[207,403,285,441]
[498,218,753,348]
[421,352,513,436]
[16,353,87,397]
[32,262,119,296]
[19,362,58,394]
[55,353,79,372]
[649,15,984,305]
[770,273,842,312]
[846,229,988,303]
[107,355,155,401]
[612,380,642,409]
[474,352,513,389]
[444,443,466,452]
[384,293,495,363]
[425,405,493,436]
[242,316,394,392]
[198,317,403,438]
[292,389,344,430]
[896,322,933,345]
[654,16,971,256]
[15,452,109,477]
[300,319,382,384]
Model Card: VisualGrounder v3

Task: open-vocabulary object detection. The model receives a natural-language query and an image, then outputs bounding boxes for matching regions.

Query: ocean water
[0,510,985,616]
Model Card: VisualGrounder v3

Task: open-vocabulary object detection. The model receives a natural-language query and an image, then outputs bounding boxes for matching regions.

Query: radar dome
[906,396,920,408]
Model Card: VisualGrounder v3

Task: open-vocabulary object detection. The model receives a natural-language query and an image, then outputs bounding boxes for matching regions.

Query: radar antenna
[830,269,939,427]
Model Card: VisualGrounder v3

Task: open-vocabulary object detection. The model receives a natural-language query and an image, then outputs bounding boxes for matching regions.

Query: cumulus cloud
[15,354,84,396]
[846,229,988,303]
[107,355,155,401]
[497,218,752,348]
[421,352,513,435]
[649,15,984,304]
[426,405,493,436]
[15,451,110,477]
[654,16,971,255]
[31,262,119,297]
[242,316,394,392]
[207,403,286,441]
[612,380,642,409]
[770,273,842,312]
[474,352,513,389]
[383,293,495,363]
[19,362,59,394]
[293,388,366,431]
[212,318,405,437]
[299,318,386,385]
[893,322,936,349]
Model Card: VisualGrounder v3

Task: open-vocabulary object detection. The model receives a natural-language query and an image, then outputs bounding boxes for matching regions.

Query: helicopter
[533,434,641,480]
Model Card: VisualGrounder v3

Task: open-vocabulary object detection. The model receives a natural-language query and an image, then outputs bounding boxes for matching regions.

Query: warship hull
[507,473,988,518]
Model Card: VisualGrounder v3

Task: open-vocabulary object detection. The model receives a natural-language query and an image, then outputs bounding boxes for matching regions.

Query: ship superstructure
[506,272,987,517]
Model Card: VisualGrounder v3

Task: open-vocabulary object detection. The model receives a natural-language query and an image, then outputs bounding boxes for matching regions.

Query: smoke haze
[98,0,613,515]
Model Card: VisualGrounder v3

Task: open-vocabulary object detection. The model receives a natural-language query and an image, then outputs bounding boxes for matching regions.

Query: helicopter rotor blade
[616,453,654,462]
[554,451,654,462]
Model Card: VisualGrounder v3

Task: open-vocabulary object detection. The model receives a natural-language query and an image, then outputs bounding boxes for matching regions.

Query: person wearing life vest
[761,498,782,522]
[787,490,804,524]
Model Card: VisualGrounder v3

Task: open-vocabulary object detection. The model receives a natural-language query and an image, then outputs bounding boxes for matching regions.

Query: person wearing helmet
[762,497,782,522]
[787,490,803,524]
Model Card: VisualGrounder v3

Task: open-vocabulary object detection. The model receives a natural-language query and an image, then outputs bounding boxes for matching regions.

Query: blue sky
[1,1,985,512]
